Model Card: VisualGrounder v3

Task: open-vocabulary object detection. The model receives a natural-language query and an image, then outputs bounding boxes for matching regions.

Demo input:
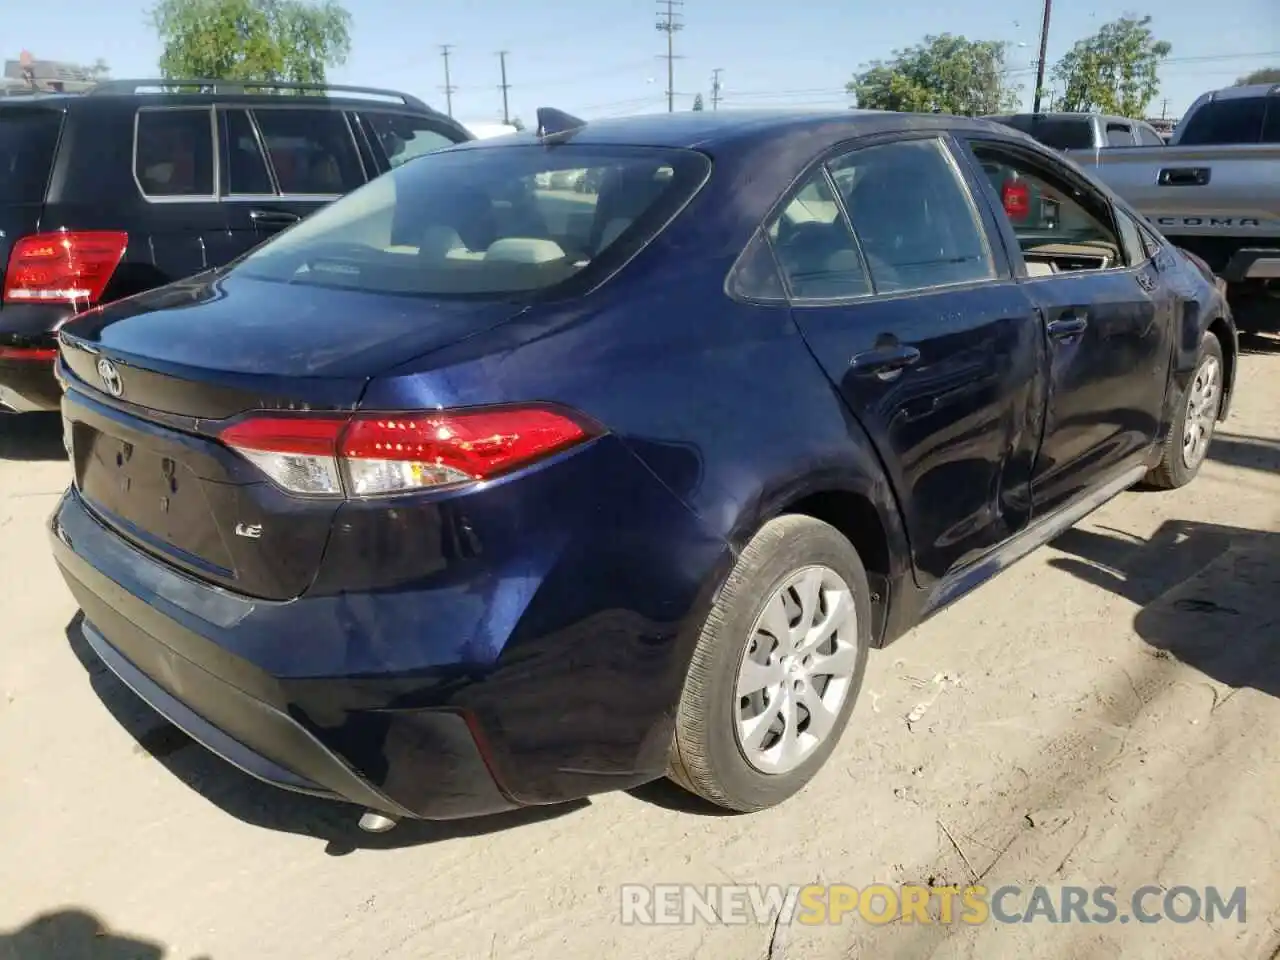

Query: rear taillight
[0,346,59,361]
[2,231,128,306]
[218,406,596,497]
[1001,179,1030,220]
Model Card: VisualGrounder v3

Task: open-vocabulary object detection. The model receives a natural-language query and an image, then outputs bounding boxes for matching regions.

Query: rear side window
[766,170,871,299]
[363,113,460,169]
[252,109,365,195]
[135,108,215,198]
[233,144,709,299]
[831,138,995,294]
[0,108,62,204]
[1176,97,1266,144]
[221,109,274,195]
[1105,122,1134,147]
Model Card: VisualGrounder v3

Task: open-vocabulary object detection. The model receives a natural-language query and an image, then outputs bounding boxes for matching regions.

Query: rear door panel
[778,136,1046,584]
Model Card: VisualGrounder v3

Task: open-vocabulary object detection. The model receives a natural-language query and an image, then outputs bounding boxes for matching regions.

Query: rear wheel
[1146,330,1224,489]
[667,515,872,812]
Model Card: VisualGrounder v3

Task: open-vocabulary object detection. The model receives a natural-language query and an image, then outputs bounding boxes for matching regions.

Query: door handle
[1047,311,1089,341]
[1157,167,1210,187]
[249,209,302,229]
[850,344,921,380]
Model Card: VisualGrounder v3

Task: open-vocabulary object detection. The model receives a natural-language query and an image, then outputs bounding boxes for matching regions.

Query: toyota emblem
[96,357,123,398]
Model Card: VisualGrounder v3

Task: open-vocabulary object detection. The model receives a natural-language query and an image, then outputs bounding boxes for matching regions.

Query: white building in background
[462,122,520,140]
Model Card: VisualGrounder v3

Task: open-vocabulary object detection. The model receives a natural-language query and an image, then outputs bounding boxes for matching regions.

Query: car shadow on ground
[0,909,204,960]
[1207,430,1280,474]
[1048,519,1280,700]
[64,619,589,854]
[0,412,64,462]
[1238,331,1280,356]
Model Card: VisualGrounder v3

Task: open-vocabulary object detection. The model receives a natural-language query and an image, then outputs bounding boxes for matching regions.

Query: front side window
[1115,210,1150,267]
[233,144,709,299]
[1137,124,1166,146]
[363,112,460,169]
[830,138,995,294]
[252,108,365,195]
[970,142,1125,273]
[135,108,215,198]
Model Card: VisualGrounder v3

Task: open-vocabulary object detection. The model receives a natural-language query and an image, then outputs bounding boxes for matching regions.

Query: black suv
[0,79,471,414]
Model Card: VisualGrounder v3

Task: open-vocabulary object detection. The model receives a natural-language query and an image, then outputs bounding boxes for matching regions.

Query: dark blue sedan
[49,108,1236,828]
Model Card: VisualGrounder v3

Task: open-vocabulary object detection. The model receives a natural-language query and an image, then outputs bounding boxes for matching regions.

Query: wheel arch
[733,471,914,648]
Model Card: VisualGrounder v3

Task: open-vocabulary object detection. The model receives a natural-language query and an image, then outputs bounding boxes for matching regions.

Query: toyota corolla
[49,108,1234,829]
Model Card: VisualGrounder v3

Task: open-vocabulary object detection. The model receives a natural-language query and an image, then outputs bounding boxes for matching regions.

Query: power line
[711,67,724,110]
[439,44,457,117]
[655,0,684,113]
[497,50,511,125]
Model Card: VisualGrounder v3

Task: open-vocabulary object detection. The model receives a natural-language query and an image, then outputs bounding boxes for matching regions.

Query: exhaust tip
[358,811,399,833]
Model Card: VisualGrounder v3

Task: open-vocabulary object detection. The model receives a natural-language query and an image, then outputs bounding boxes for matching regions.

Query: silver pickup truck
[1069,83,1279,331]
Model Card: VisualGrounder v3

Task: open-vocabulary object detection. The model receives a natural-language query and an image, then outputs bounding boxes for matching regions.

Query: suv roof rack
[87,78,430,112]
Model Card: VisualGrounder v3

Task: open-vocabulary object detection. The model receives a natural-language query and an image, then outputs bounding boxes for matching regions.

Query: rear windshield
[1174,97,1267,145]
[0,108,63,204]
[990,115,1095,151]
[234,143,710,299]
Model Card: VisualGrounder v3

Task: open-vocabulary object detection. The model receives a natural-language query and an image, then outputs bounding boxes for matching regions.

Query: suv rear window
[235,144,710,298]
[0,108,62,204]
[1176,97,1267,144]
[990,116,1094,151]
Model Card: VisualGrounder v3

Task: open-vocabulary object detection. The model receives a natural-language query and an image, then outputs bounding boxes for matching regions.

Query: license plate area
[73,422,235,573]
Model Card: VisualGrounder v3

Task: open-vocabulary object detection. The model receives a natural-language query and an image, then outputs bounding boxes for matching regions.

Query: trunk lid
[59,272,524,600]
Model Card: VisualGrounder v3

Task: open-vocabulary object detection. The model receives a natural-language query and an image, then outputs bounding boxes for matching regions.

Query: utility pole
[1031,0,1052,114]
[439,44,457,117]
[497,50,511,125]
[710,67,723,110]
[1160,97,1169,120]
[654,0,684,113]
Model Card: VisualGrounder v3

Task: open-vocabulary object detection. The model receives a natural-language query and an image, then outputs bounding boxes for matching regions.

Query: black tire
[667,514,872,812]
[1146,330,1224,490]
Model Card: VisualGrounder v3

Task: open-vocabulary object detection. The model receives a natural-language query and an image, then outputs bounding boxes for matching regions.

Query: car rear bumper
[50,487,520,820]
[0,354,60,411]
[0,304,71,411]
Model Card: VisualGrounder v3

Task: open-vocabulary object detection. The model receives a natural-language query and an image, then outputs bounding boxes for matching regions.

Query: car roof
[447,109,1023,152]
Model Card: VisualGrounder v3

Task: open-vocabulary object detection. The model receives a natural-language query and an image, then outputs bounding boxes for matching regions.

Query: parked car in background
[49,108,1234,829]
[0,79,471,415]
[985,112,1169,151]
[1070,83,1280,331]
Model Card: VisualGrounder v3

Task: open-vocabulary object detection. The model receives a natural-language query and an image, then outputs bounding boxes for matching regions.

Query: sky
[7,0,1279,125]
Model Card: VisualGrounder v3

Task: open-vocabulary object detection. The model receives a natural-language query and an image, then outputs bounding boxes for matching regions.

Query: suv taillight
[1001,179,1030,221]
[218,406,597,497]
[2,231,128,306]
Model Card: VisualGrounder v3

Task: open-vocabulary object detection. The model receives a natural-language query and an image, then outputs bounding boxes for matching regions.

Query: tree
[691,93,704,111]
[847,34,1021,116]
[1235,67,1280,86]
[510,117,525,131]
[87,58,111,80]
[150,0,352,84]
[1052,15,1171,117]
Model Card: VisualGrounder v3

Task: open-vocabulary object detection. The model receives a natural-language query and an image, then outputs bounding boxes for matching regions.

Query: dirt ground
[2,337,1278,960]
